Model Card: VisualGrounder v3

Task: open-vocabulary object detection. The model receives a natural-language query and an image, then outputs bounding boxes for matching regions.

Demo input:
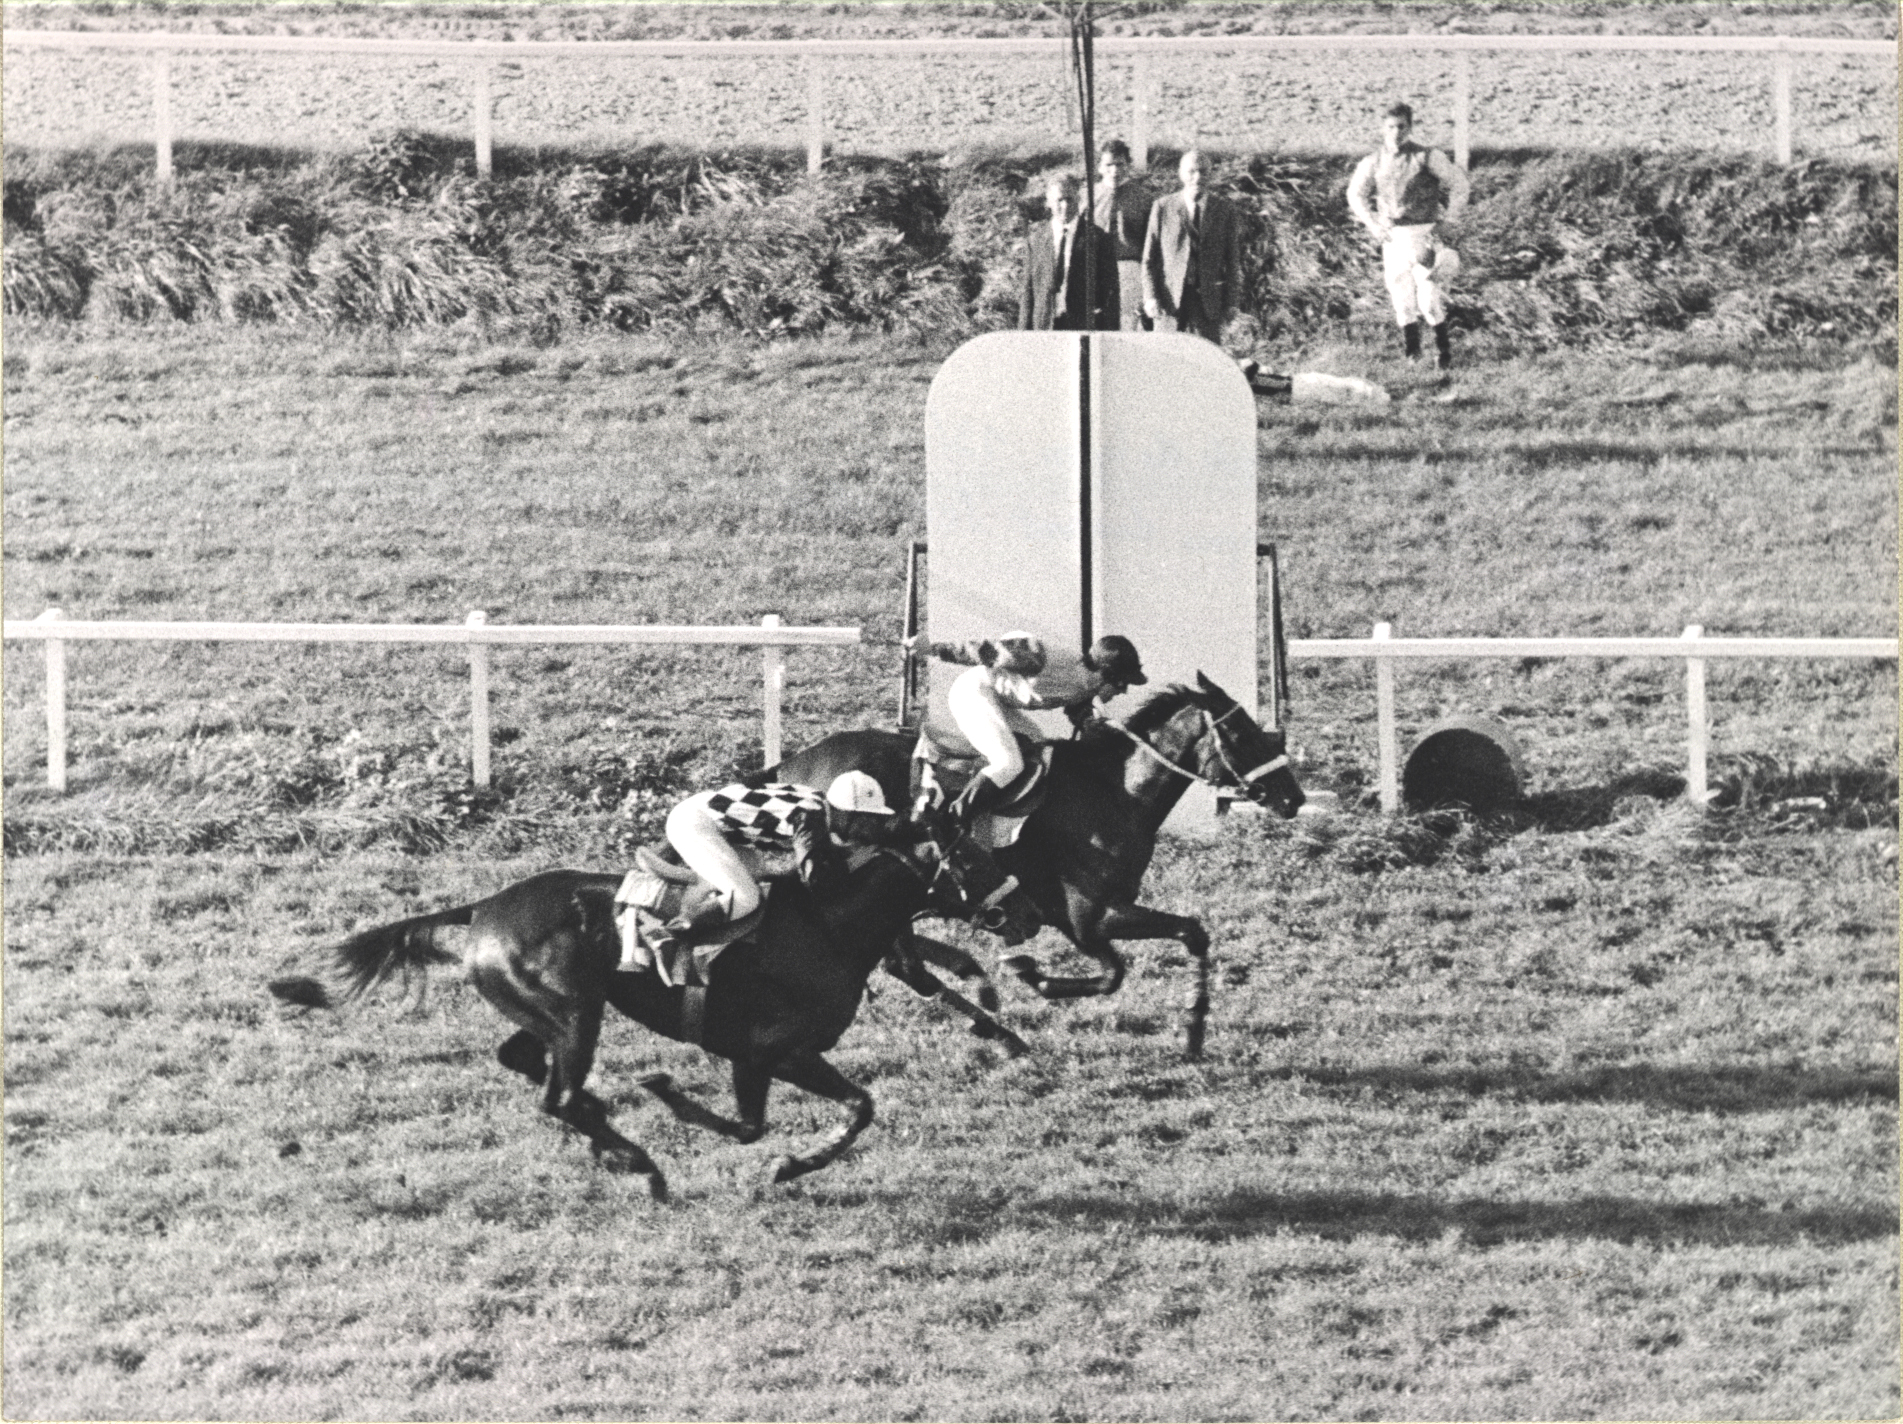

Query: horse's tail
[268,904,476,1011]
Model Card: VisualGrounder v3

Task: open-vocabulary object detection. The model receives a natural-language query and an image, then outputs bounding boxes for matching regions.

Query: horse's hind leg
[496,1028,547,1085]
[762,1050,873,1185]
[470,942,668,1199]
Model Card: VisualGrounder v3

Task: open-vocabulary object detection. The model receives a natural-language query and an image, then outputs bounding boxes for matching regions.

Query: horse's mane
[1117,682,1201,738]
[1067,683,1200,767]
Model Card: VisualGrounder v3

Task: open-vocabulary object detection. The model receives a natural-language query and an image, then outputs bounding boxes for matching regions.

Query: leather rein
[1108,702,1289,792]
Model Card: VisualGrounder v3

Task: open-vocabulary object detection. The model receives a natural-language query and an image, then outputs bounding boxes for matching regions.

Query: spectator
[1141,149,1243,343]
[1346,101,1471,368]
[1093,139,1153,332]
[1019,171,1119,331]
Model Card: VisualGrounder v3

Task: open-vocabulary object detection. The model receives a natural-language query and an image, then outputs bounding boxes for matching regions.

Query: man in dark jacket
[1141,149,1243,343]
[1020,171,1119,331]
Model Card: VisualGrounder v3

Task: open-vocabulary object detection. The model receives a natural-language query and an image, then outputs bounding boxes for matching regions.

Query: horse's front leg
[1004,903,1210,1059]
[637,1063,769,1144]
[1094,902,1212,1059]
[765,1050,874,1184]
[888,934,1028,1058]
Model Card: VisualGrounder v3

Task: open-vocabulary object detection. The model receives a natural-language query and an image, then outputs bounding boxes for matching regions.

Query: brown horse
[268,832,1039,1201]
[764,674,1305,1058]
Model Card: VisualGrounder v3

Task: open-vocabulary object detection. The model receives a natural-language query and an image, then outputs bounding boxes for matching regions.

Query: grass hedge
[3,135,1894,352]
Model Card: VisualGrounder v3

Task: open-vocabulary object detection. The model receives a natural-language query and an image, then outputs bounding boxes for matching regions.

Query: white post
[473,62,493,178]
[152,50,173,191]
[40,608,67,792]
[1772,43,1793,164]
[467,609,491,788]
[761,613,785,768]
[1453,48,1472,170]
[1373,621,1398,815]
[804,56,824,174]
[1683,624,1708,808]
[1131,50,1151,170]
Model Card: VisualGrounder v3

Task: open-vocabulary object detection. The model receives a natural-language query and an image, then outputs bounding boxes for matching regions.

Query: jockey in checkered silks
[922,631,1148,825]
[663,771,904,936]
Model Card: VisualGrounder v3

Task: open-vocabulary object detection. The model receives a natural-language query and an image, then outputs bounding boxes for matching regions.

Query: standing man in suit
[1141,149,1244,343]
[1347,101,1470,368]
[1019,171,1119,332]
[1093,140,1153,331]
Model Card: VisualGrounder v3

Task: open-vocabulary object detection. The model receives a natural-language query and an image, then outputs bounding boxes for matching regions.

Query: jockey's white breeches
[664,792,761,919]
[1382,223,1448,328]
[948,665,1040,787]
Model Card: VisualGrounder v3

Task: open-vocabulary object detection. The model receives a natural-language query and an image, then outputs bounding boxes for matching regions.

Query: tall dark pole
[1067,3,1098,653]
[1067,2,1098,330]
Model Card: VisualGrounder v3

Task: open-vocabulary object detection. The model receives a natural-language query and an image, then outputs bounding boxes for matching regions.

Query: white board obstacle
[923,332,1259,832]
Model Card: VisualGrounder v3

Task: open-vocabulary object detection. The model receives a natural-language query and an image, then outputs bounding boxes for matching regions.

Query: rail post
[1453,48,1472,170]
[1373,621,1398,814]
[1683,623,1709,807]
[1131,49,1151,169]
[39,608,68,792]
[467,609,491,788]
[472,61,493,178]
[1772,41,1793,164]
[152,49,173,191]
[761,613,785,767]
[804,56,824,173]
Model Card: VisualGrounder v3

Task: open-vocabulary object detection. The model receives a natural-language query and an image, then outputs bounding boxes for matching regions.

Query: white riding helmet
[826,770,894,816]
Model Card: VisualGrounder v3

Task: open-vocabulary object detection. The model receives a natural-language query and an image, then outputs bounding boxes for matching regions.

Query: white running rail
[4,608,861,791]
[5,29,1891,179]
[1292,623,1899,812]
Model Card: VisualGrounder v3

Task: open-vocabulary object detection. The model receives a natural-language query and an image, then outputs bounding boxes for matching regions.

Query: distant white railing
[5,29,1892,182]
[1291,624,1900,813]
[6,609,1893,812]
[3,608,860,791]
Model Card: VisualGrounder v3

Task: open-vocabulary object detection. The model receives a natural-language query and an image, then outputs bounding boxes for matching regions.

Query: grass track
[2,322,1896,1419]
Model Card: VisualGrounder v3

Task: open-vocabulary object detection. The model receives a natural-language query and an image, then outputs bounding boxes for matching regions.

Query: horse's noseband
[1204,704,1289,789]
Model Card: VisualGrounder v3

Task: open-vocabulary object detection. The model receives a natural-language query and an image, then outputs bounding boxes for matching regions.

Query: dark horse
[268,834,1038,1202]
[765,674,1305,1059]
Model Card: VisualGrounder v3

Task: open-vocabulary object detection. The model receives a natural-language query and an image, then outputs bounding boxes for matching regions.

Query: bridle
[1111,700,1290,794]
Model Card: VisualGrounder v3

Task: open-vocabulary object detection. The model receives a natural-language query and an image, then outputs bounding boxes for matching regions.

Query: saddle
[612,843,770,988]
[911,727,1053,848]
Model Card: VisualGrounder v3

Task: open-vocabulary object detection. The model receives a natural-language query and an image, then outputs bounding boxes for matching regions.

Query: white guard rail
[5,29,1893,179]
[1291,623,1899,813]
[4,608,860,792]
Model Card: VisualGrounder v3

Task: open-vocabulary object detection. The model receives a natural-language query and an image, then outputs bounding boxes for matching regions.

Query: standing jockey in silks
[1346,100,1471,369]
[663,770,903,938]
[921,631,1148,825]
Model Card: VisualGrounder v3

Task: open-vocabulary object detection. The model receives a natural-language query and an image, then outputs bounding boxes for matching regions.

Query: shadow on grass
[1266,1061,1898,1115]
[1036,1189,1899,1249]
[809,1181,1896,1249]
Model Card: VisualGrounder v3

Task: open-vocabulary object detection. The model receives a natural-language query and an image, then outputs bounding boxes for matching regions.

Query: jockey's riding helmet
[826,770,895,816]
[1087,634,1148,686]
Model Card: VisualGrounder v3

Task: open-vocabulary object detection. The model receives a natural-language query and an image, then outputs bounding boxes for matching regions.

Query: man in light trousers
[1347,101,1471,368]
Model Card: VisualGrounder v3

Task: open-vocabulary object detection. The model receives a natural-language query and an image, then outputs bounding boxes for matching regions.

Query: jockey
[663,770,903,936]
[923,631,1147,824]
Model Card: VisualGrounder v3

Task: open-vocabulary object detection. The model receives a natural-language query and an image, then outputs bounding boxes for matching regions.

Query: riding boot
[1401,320,1422,361]
[950,774,1009,828]
[1432,322,1452,370]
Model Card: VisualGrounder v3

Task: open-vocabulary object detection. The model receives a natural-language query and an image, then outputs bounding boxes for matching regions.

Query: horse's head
[915,822,1041,946]
[1136,673,1304,818]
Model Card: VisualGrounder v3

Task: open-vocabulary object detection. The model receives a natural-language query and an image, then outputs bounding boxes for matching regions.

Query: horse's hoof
[978,984,1001,1013]
[646,1171,669,1203]
[769,1154,805,1185]
[998,1031,1031,1060]
[1000,955,1040,986]
[636,1072,673,1093]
